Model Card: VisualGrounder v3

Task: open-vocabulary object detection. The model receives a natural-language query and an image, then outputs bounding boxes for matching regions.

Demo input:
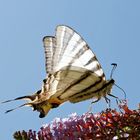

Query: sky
[0,0,140,139]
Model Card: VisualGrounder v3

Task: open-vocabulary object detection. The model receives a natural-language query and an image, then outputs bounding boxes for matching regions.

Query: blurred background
[0,0,140,139]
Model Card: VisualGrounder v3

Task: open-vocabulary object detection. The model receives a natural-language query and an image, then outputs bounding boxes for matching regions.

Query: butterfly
[3,25,115,118]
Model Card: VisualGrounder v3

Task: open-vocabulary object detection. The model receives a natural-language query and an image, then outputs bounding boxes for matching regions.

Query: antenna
[110,63,117,79]
[110,63,126,100]
[114,83,126,100]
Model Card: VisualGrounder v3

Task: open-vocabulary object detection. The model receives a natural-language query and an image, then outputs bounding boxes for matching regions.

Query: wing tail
[5,103,32,114]
[1,95,36,104]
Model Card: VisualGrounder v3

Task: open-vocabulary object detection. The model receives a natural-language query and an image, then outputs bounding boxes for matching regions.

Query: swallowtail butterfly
[3,25,115,118]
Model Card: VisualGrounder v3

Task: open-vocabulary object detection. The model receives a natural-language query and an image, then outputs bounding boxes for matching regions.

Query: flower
[13,101,140,140]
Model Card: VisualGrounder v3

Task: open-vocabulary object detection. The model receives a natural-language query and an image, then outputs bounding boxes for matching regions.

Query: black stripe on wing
[58,70,92,96]
[69,79,114,103]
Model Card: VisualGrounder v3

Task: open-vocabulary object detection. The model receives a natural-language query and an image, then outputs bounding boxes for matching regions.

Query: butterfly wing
[54,25,105,76]
[43,25,106,103]
[43,36,56,74]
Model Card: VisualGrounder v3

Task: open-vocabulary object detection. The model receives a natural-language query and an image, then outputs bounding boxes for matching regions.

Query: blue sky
[0,0,140,139]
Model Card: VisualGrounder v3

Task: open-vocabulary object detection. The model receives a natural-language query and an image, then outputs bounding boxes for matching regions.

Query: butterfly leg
[88,95,101,112]
[108,93,119,105]
[91,97,101,104]
[104,96,111,108]
[91,92,101,104]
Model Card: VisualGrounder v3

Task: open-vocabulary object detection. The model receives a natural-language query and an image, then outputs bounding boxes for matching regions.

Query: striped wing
[43,25,106,102]
[43,36,56,74]
[43,25,105,77]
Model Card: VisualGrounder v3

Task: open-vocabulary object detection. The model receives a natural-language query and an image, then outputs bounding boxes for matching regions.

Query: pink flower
[13,101,140,140]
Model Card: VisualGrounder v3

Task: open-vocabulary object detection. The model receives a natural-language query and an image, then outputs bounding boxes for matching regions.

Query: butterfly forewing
[55,26,105,78]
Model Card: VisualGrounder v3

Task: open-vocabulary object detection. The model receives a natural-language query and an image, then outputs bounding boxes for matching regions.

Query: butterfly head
[106,78,115,92]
